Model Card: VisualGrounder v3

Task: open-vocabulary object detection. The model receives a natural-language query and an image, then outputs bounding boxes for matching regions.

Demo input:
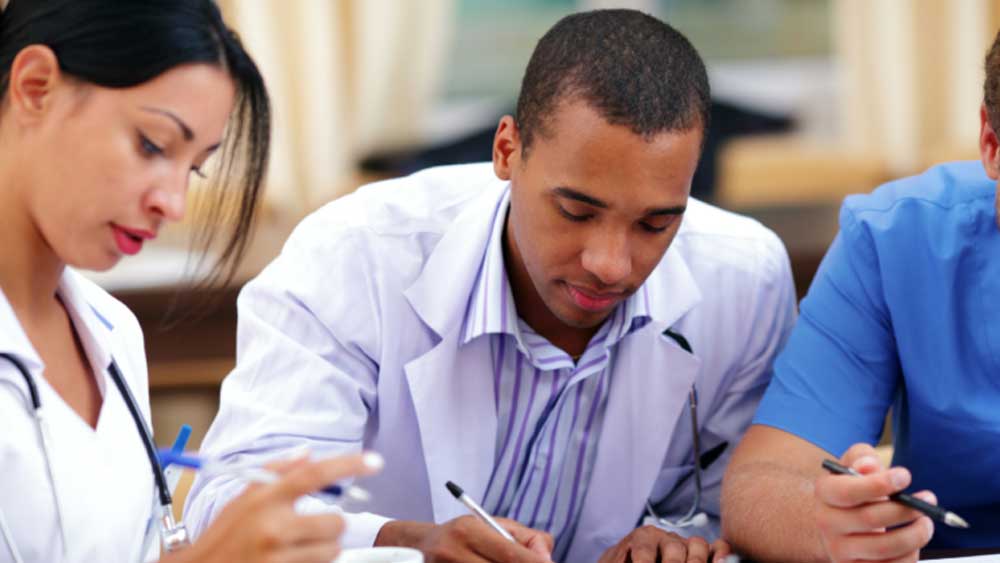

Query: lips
[565,283,625,313]
[111,224,155,256]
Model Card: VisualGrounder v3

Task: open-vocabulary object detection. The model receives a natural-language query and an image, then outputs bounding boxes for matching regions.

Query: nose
[145,170,188,223]
[581,229,632,286]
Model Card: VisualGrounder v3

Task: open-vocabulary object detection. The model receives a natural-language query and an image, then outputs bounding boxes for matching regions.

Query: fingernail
[890,468,910,489]
[854,455,879,471]
[912,490,937,506]
[925,518,935,537]
[363,451,385,471]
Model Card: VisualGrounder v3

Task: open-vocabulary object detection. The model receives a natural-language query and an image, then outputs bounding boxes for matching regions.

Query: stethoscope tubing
[0,350,176,558]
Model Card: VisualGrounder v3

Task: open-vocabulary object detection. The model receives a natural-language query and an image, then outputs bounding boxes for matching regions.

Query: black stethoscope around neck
[0,351,191,561]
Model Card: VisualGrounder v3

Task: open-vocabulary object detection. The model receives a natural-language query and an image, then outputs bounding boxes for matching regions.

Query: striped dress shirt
[461,190,652,559]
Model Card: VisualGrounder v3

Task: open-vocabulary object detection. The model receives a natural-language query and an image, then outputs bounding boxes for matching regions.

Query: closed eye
[558,206,593,222]
[139,133,163,157]
[640,221,669,233]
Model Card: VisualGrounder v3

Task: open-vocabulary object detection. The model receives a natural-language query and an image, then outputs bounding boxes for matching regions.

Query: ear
[979,104,1000,180]
[492,115,521,181]
[6,45,62,124]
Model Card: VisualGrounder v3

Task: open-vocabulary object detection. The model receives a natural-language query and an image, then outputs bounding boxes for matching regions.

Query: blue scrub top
[754,161,1000,548]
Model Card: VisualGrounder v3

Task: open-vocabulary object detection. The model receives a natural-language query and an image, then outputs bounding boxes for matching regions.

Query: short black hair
[515,9,710,156]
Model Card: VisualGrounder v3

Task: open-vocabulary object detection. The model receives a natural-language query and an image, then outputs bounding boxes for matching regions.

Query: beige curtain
[835,0,1000,175]
[218,0,455,214]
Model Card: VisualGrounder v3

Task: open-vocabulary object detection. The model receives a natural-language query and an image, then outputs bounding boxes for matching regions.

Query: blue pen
[162,425,193,496]
[158,449,370,503]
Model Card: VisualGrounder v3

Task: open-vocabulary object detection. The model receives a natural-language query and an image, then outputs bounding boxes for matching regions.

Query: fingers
[286,513,346,544]
[597,542,625,563]
[269,451,384,501]
[265,451,312,474]
[828,516,934,561]
[817,498,926,534]
[524,533,554,560]
[841,443,880,468]
[456,516,549,563]
[709,539,731,563]
[627,528,663,562]
[818,443,937,563]
[617,527,689,563]
[497,517,553,560]
[911,490,937,506]
[683,536,710,563]
[816,462,911,508]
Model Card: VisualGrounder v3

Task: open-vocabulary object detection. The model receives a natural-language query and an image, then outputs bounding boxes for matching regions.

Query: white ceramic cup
[334,547,424,563]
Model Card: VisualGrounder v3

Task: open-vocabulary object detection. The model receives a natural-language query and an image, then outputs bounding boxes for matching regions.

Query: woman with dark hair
[0,1,380,561]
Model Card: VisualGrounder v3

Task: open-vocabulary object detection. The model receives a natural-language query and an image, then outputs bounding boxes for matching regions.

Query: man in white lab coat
[185,9,796,563]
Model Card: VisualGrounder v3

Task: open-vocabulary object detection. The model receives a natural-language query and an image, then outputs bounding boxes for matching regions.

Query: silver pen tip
[944,512,970,529]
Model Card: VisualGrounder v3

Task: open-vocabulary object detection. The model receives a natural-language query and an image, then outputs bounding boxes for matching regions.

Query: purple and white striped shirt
[461,190,652,559]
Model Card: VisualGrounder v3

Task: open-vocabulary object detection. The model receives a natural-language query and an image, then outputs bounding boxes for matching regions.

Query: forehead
[88,64,235,137]
[524,99,702,207]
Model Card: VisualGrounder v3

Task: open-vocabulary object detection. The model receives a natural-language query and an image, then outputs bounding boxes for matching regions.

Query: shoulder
[841,161,995,240]
[296,162,500,241]
[675,198,789,284]
[247,163,504,308]
[282,163,501,267]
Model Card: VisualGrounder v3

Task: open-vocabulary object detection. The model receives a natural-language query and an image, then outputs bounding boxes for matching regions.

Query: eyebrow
[552,186,686,216]
[140,107,194,141]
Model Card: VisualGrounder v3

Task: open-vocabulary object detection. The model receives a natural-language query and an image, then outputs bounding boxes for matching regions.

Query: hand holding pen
[372,480,552,563]
[159,451,383,563]
[814,443,958,563]
[159,448,372,503]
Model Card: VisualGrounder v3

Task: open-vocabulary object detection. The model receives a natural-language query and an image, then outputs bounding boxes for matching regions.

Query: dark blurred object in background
[359,99,792,203]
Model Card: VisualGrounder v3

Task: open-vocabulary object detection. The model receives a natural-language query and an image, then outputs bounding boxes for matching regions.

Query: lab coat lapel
[566,245,704,562]
[403,179,508,522]
[404,336,498,523]
[403,179,507,340]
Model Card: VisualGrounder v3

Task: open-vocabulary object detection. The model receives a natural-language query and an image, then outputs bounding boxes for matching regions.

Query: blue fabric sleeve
[752,204,900,457]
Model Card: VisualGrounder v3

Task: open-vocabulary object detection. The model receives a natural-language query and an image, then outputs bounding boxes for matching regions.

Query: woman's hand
[164,452,383,563]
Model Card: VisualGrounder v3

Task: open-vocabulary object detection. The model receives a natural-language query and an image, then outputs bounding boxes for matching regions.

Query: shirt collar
[0,269,115,379]
[461,187,653,350]
[58,269,115,378]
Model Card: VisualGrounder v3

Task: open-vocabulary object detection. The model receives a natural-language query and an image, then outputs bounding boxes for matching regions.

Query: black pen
[821,459,969,529]
[446,481,516,542]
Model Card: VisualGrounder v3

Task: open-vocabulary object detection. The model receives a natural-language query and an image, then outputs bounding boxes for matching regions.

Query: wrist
[374,520,436,549]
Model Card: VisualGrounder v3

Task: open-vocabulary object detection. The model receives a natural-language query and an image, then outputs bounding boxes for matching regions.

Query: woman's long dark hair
[0,0,270,295]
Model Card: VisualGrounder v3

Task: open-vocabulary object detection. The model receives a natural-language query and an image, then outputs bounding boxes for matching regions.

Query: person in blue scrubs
[719,31,1000,563]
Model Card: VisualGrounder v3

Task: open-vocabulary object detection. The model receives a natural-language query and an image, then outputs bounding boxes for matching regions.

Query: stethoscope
[0,351,191,562]
[643,329,708,530]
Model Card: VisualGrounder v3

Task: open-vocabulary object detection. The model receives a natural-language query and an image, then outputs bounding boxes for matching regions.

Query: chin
[68,251,122,273]
[552,302,611,329]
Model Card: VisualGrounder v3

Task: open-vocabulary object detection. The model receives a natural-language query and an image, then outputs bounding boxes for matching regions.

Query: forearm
[721,461,828,563]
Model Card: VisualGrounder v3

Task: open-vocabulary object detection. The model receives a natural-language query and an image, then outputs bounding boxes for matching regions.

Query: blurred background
[81,0,1000,458]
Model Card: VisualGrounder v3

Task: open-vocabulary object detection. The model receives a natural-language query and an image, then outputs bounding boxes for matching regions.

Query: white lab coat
[185,163,796,563]
[0,269,157,563]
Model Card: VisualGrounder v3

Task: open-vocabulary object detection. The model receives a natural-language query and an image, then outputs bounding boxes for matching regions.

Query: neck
[502,217,600,358]
[0,158,64,320]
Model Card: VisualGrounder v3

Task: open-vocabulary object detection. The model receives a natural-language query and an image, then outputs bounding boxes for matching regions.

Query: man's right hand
[375,516,553,563]
[815,443,936,563]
